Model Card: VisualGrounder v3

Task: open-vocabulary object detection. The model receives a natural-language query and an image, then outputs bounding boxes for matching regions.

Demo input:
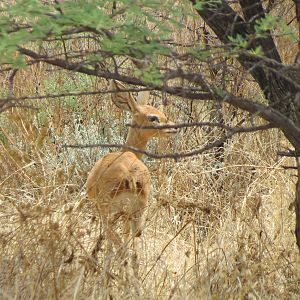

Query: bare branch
[282,166,299,170]
[17,47,211,99]
[128,121,275,132]
[223,91,300,147]
[278,151,300,157]
[8,69,17,97]
[62,124,255,159]
[0,88,153,113]
[12,48,300,148]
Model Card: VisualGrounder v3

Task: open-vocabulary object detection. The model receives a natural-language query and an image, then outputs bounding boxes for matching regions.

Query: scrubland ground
[1,2,300,298]
[0,66,299,299]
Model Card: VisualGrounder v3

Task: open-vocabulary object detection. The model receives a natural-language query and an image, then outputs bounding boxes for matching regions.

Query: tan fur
[86,80,176,246]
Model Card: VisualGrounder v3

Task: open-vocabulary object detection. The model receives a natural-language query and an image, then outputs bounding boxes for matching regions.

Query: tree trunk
[296,167,300,249]
[193,0,300,249]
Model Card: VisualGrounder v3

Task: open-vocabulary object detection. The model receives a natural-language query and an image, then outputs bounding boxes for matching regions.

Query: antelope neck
[123,127,149,159]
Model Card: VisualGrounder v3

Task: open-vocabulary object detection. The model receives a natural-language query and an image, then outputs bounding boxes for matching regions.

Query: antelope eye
[147,115,160,123]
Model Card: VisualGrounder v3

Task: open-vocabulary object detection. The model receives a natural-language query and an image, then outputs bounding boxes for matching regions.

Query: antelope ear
[136,90,150,105]
[110,80,139,112]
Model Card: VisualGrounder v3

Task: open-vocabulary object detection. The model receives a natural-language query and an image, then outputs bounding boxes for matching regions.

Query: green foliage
[228,33,263,57]
[193,0,204,10]
[248,45,264,56]
[134,63,163,85]
[188,47,211,61]
[0,0,195,85]
[43,72,93,108]
[36,109,48,126]
[226,13,296,58]
[193,0,222,10]
[0,128,8,145]
[1,0,296,87]
[227,34,250,56]
[255,14,297,40]
[228,34,248,49]
[0,1,184,63]
[254,14,279,36]
[278,20,297,41]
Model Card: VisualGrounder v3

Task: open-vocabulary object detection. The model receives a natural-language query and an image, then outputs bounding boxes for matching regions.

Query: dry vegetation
[1,2,300,299]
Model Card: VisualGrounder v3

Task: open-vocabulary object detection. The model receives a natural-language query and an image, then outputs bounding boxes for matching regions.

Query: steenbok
[86,80,176,247]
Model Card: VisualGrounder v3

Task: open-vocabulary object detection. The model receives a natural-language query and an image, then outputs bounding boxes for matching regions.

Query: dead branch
[278,151,300,157]
[128,121,275,132]
[62,124,258,159]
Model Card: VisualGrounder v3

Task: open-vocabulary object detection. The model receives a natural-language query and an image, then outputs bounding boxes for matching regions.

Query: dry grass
[1,3,300,297]
[0,65,299,299]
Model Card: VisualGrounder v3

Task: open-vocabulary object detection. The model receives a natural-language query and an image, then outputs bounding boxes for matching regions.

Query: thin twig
[62,127,242,159]
[282,165,298,170]
[128,121,275,132]
[142,220,192,283]
[8,69,18,97]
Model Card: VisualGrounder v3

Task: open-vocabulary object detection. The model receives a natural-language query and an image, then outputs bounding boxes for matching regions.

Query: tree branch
[128,121,275,132]
[278,150,300,157]
[15,47,300,147]
[63,122,273,159]
[239,0,281,61]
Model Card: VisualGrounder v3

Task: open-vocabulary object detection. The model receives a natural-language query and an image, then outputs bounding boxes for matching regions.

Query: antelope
[86,80,176,247]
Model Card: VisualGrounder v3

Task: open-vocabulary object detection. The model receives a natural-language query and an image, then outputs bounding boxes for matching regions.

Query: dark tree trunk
[296,167,300,249]
[192,0,300,249]
[293,0,300,250]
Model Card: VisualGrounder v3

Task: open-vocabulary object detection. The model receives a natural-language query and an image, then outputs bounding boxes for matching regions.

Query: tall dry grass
[0,62,299,299]
[1,2,300,298]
